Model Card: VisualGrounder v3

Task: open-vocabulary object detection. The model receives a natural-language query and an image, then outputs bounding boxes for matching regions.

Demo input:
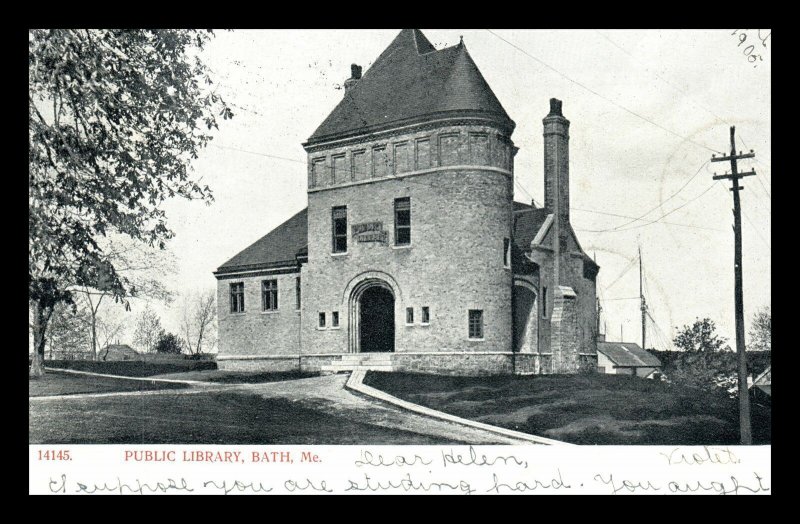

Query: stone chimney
[543,98,570,221]
[343,64,362,94]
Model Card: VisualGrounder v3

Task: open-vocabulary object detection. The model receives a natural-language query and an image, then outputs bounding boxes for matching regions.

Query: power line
[613,184,717,232]
[603,256,639,292]
[606,161,708,231]
[574,183,717,234]
[486,30,725,155]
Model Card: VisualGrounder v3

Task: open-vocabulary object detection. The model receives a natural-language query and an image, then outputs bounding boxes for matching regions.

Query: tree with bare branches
[180,290,217,355]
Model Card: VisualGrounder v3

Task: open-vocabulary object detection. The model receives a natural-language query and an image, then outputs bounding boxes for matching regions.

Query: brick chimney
[543,98,570,221]
[344,64,362,94]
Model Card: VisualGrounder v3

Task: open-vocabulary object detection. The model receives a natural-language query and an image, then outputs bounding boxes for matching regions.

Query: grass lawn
[29,389,462,445]
[148,369,320,384]
[45,359,216,377]
[363,372,772,445]
[29,371,189,397]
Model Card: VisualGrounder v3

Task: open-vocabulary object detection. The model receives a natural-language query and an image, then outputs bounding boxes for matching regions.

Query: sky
[139,29,770,350]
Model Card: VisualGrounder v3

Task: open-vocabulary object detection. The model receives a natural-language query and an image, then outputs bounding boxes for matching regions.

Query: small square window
[332,311,339,328]
[468,310,483,339]
[406,307,414,325]
[421,306,430,324]
[319,312,326,328]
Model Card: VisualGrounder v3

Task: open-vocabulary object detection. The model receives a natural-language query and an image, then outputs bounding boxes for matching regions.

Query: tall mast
[639,245,646,350]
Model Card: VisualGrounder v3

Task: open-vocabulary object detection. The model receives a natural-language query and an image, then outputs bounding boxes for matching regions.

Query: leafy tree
[29,29,231,377]
[132,305,164,354]
[43,302,92,359]
[673,318,730,353]
[748,306,771,352]
[155,332,184,355]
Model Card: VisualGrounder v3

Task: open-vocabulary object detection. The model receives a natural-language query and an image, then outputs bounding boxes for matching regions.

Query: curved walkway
[31,369,556,445]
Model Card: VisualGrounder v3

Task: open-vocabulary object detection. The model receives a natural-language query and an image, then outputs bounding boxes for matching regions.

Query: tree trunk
[29,301,49,379]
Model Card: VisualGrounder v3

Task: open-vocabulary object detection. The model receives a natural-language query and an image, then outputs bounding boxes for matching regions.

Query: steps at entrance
[320,353,394,373]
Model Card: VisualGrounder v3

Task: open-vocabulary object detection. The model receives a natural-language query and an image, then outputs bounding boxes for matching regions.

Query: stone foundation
[217,352,581,376]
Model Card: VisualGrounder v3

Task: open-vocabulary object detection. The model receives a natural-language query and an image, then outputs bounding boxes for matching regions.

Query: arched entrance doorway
[359,286,395,353]
[347,277,396,353]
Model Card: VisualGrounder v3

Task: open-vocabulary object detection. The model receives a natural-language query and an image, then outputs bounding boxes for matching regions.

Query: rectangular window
[229,282,245,313]
[542,286,548,319]
[318,312,326,328]
[295,277,301,310]
[504,238,511,268]
[416,138,430,169]
[373,146,387,178]
[332,311,339,328]
[470,133,489,165]
[332,206,347,253]
[439,133,459,166]
[261,279,278,311]
[332,154,346,185]
[468,310,484,339]
[312,158,326,187]
[406,307,414,325]
[352,150,366,181]
[421,306,430,325]
[394,197,411,246]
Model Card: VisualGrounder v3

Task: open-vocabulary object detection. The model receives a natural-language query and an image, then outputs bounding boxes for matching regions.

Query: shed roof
[597,342,662,368]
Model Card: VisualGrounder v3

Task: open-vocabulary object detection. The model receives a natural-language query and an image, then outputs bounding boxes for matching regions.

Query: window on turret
[470,133,489,165]
[312,158,326,187]
[394,197,411,246]
[394,142,410,174]
[416,138,430,169]
[332,154,346,185]
[373,146,387,178]
[504,238,511,268]
[468,310,484,339]
[352,150,366,181]
[332,206,347,253]
[439,133,459,166]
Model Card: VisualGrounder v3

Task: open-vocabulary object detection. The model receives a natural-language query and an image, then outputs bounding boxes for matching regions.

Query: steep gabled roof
[512,203,549,252]
[215,208,308,274]
[306,29,514,145]
[597,342,662,368]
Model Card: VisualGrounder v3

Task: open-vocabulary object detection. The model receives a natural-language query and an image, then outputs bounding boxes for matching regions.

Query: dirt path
[227,374,531,444]
[31,371,526,444]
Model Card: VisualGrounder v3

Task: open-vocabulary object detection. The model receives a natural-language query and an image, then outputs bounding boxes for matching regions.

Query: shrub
[154,332,184,355]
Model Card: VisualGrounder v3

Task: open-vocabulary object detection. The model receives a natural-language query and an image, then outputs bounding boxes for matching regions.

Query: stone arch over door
[343,271,403,354]
[513,277,538,354]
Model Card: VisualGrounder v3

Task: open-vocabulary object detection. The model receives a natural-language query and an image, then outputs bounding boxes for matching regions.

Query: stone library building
[214,29,599,375]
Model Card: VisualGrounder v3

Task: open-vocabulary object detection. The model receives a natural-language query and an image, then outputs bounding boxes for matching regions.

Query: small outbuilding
[100,344,140,361]
[750,365,771,398]
[597,338,661,378]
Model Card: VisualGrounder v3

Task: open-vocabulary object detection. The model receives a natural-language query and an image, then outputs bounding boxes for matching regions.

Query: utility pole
[711,125,756,445]
[639,245,646,351]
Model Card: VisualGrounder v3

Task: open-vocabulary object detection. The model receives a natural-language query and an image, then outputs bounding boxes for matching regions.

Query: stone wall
[217,272,302,357]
